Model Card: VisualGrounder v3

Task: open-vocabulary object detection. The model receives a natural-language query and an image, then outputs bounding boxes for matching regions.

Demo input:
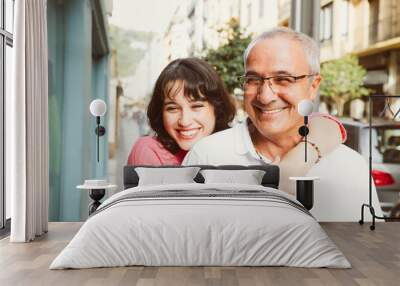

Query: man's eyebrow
[270,70,292,76]
[244,70,262,76]
[245,70,293,77]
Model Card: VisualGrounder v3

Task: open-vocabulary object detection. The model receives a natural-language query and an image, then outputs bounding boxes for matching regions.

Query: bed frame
[123,164,280,190]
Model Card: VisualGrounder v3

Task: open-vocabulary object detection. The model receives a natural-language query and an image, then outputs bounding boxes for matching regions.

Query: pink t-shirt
[127,136,188,166]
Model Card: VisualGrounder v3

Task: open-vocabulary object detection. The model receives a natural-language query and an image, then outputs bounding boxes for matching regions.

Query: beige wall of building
[164,4,192,61]
[198,0,241,52]
[239,0,278,36]
[158,0,400,98]
[166,0,280,58]
[320,0,400,97]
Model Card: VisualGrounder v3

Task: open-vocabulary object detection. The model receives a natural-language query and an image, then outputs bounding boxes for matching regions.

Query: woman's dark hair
[147,57,236,154]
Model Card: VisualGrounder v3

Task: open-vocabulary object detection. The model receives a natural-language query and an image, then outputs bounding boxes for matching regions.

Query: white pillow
[200,169,266,185]
[135,167,201,186]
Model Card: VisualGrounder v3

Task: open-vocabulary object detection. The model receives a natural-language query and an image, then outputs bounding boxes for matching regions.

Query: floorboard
[0,222,399,286]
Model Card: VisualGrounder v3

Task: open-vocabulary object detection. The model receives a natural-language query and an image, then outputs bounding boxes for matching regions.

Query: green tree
[203,18,252,95]
[320,55,370,117]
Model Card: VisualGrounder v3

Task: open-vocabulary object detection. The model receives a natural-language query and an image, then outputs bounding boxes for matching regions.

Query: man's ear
[309,74,322,100]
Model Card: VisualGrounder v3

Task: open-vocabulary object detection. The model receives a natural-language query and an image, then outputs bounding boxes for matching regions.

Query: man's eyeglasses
[238,74,317,94]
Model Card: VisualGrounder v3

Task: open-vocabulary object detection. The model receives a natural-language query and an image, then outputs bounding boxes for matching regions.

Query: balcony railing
[353,14,400,50]
[368,14,400,45]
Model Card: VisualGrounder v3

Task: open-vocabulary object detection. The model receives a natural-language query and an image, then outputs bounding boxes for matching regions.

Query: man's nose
[257,80,278,104]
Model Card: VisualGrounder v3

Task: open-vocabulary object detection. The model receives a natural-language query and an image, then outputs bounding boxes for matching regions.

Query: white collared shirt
[183,120,279,166]
[182,120,383,221]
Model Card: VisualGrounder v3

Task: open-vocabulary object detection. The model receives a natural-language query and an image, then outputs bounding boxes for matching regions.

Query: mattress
[50,183,350,269]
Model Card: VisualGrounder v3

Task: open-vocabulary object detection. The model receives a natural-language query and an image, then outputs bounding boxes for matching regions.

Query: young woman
[127,58,236,165]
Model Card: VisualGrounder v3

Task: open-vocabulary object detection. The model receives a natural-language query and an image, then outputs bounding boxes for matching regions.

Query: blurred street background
[41,0,400,220]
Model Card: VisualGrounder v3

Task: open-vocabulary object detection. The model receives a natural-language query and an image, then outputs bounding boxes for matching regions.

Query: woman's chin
[176,136,204,151]
[176,141,196,151]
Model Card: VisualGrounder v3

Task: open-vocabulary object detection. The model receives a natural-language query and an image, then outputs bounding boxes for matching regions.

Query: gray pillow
[200,169,266,185]
[135,167,201,186]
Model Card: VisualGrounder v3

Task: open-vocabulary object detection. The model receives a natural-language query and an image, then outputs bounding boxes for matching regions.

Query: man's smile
[253,104,289,115]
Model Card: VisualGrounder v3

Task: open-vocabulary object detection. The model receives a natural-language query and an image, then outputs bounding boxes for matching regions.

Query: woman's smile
[175,127,202,139]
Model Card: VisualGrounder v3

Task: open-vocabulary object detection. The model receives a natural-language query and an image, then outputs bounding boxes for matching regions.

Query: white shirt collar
[233,118,278,164]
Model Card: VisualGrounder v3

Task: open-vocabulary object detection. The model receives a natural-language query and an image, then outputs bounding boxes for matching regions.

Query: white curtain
[7,0,49,242]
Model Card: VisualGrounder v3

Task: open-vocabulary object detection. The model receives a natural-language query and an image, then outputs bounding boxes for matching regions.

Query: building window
[369,0,379,43]
[247,3,252,26]
[1,0,14,230]
[320,3,333,42]
[341,0,350,37]
[259,0,264,18]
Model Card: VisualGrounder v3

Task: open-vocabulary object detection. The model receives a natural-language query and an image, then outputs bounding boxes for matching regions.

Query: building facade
[162,0,279,60]
[319,0,400,113]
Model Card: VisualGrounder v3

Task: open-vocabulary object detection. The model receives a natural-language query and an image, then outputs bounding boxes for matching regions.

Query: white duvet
[50,183,350,269]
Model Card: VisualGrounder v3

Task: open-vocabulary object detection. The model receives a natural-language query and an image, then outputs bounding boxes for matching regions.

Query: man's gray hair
[243,27,320,74]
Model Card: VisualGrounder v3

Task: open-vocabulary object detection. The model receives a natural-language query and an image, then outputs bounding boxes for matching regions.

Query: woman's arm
[307,113,345,154]
[278,114,345,195]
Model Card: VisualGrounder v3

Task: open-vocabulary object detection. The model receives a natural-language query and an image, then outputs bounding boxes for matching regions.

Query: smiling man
[183,28,333,170]
[239,31,321,163]
[183,27,382,221]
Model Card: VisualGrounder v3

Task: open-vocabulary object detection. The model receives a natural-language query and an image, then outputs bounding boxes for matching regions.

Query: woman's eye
[191,104,205,109]
[165,106,178,112]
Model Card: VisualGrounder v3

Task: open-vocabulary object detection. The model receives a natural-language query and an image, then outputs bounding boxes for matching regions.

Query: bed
[50,165,350,269]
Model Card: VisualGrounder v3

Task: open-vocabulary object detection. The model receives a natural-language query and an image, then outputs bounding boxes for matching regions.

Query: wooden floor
[0,222,400,286]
